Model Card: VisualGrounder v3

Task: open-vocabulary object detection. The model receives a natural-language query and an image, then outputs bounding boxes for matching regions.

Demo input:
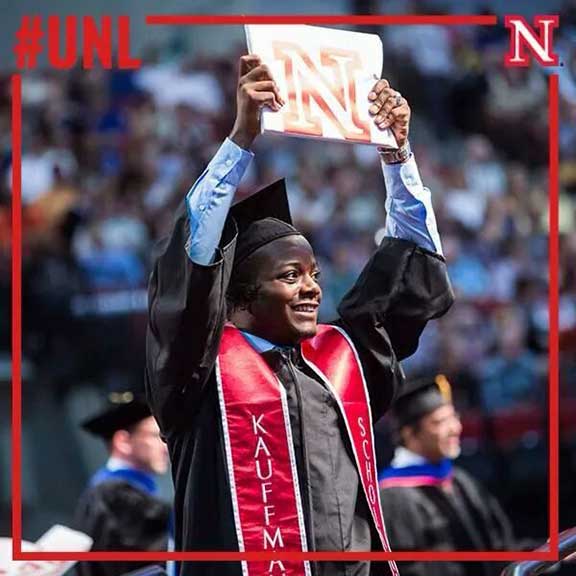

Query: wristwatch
[378,140,412,165]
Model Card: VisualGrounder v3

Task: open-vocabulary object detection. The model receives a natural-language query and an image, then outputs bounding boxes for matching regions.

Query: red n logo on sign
[504,15,560,67]
[272,41,370,142]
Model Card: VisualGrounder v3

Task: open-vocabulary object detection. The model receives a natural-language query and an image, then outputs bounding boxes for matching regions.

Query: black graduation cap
[81,391,151,440]
[392,374,452,428]
[229,178,302,266]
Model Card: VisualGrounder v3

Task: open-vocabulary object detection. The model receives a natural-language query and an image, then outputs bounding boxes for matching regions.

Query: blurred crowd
[1,0,576,534]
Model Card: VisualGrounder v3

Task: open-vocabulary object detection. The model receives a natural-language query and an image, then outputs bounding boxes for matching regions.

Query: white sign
[245,24,397,148]
[0,525,93,576]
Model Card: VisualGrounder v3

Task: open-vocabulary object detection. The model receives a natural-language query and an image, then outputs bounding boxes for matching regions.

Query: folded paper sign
[245,24,398,148]
[0,525,92,576]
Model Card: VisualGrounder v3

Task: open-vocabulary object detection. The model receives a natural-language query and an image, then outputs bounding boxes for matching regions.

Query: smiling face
[403,404,462,463]
[230,235,322,346]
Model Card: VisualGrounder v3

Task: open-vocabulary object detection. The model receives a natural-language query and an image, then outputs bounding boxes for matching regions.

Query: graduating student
[378,376,515,576]
[145,54,454,576]
[75,394,171,576]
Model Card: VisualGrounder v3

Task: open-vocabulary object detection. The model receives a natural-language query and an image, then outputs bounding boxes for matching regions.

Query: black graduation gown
[378,468,515,576]
[75,479,171,576]
[145,200,454,576]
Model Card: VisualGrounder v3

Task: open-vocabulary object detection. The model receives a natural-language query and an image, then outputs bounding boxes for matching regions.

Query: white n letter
[504,15,559,66]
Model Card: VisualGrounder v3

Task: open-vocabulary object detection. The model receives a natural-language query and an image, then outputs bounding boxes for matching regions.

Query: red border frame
[11,12,559,565]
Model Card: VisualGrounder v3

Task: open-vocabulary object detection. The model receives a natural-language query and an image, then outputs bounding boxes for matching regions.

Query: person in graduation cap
[378,375,515,576]
[145,54,454,576]
[75,392,171,576]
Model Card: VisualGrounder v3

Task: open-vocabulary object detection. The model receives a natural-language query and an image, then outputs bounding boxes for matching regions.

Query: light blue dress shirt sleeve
[186,138,441,264]
[185,138,254,265]
[381,153,443,255]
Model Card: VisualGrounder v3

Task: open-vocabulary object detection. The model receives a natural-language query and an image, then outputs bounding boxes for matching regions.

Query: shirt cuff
[382,154,443,255]
[381,153,420,193]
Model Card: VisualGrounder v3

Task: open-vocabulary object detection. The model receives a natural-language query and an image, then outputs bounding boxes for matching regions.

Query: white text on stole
[252,414,289,575]
[358,417,378,507]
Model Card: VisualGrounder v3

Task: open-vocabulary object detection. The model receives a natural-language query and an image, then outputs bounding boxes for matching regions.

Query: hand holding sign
[368,79,410,148]
[229,54,285,150]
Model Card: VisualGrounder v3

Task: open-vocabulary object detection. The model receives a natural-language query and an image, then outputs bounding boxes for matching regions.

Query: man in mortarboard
[145,54,454,576]
[75,392,171,576]
[378,376,515,576]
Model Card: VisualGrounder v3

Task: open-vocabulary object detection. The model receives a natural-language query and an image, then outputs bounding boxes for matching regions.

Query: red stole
[216,324,399,576]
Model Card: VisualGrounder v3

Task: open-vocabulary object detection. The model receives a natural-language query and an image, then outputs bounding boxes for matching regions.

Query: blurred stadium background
[0,0,574,552]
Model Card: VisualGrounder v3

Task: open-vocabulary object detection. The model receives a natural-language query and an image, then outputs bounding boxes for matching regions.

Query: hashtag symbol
[14,16,43,69]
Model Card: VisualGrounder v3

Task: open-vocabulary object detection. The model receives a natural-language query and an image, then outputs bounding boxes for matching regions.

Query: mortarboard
[392,374,453,429]
[81,391,151,440]
[229,178,302,266]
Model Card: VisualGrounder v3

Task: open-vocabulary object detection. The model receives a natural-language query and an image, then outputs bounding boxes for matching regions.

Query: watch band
[378,141,412,165]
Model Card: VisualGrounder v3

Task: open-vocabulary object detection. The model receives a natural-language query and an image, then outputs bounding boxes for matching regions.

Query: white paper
[245,24,397,148]
[34,525,93,552]
[0,526,93,576]
[0,539,36,576]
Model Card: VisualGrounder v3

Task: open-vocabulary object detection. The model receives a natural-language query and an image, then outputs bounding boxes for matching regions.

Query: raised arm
[145,56,283,435]
[338,79,454,414]
[187,55,284,265]
[368,79,442,254]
